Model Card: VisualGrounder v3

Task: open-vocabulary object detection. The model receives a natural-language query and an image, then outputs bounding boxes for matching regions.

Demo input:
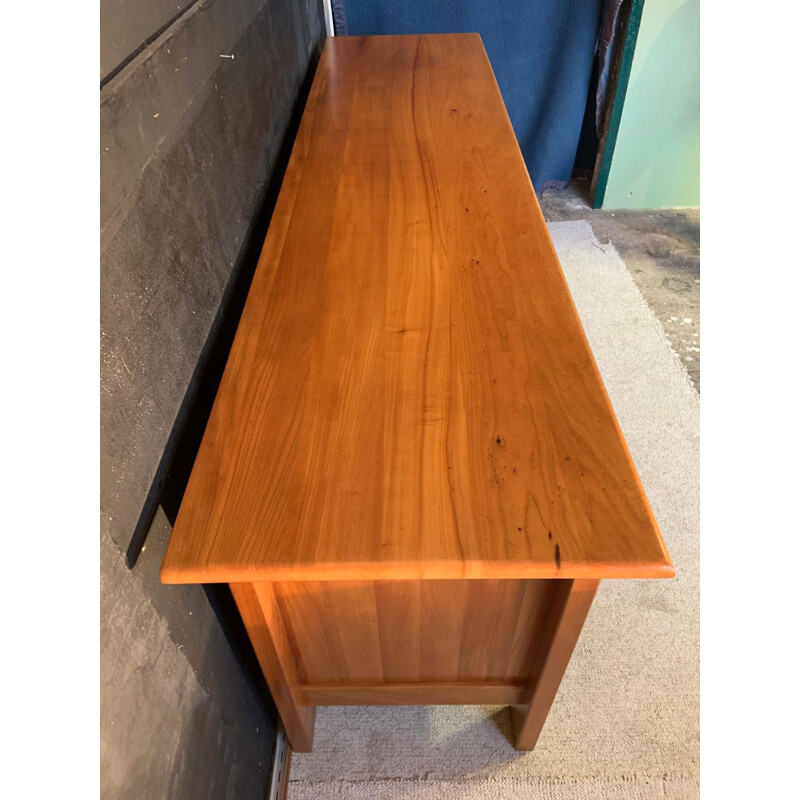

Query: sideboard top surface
[161,33,673,584]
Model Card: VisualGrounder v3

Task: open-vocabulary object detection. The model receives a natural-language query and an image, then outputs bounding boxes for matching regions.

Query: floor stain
[541,179,700,392]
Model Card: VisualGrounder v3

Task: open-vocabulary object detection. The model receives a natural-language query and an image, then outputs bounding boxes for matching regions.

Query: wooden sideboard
[161,33,673,754]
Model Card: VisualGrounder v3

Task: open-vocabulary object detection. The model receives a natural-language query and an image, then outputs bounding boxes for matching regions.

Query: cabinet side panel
[273,580,385,683]
[376,579,422,681]
[274,578,555,685]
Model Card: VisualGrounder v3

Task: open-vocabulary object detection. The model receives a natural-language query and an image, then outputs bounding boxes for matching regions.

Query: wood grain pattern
[230,582,316,752]
[274,578,553,685]
[511,578,600,751]
[161,33,673,585]
[299,681,531,706]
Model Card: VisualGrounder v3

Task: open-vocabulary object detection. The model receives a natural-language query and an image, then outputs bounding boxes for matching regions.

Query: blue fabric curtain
[335,0,604,194]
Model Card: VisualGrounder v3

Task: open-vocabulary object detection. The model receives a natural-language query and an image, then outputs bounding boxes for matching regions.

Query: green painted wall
[602,0,699,208]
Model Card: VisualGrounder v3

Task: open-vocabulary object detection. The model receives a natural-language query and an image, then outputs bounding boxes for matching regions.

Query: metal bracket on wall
[267,721,291,800]
[322,0,335,37]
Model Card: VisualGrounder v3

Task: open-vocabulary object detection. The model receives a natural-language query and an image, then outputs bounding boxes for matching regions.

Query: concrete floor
[541,179,700,392]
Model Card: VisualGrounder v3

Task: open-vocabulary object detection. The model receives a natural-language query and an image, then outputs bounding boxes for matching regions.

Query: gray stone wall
[100,2,326,797]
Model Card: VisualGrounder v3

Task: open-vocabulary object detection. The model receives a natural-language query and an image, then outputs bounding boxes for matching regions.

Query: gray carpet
[288,220,700,799]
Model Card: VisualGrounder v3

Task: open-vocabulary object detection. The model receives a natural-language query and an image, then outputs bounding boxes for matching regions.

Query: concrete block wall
[100,1,327,796]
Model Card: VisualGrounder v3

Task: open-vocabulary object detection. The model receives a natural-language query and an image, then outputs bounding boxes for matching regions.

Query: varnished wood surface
[274,579,553,685]
[161,33,673,584]
[232,576,598,751]
[511,578,599,750]
[230,582,316,752]
[299,681,531,706]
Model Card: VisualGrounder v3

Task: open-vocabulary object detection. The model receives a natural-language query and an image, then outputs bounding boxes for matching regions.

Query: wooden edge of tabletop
[160,558,675,585]
[159,33,675,589]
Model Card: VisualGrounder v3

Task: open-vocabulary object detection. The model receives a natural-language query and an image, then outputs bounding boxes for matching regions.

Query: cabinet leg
[511,578,600,751]
[231,582,316,752]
